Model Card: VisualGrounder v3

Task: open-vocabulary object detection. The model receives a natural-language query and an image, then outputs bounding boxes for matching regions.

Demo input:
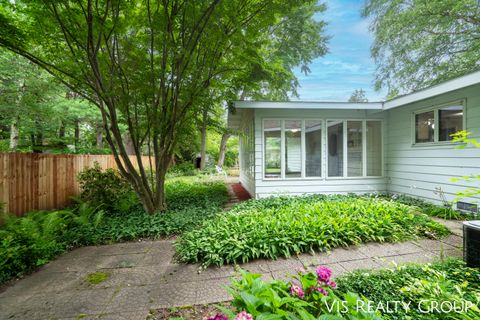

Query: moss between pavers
[85,271,110,285]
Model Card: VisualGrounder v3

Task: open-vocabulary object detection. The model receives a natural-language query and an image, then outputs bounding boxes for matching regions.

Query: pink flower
[315,266,332,283]
[290,283,305,299]
[327,280,337,288]
[316,287,328,296]
[234,311,253,320]
[207,314,228,320]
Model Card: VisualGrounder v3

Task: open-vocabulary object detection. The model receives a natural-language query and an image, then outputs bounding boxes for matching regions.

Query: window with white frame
[241,120,255,178]
[414,101,464,144]
[263,119,382,179]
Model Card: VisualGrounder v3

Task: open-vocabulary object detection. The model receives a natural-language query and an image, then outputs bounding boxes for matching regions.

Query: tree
[363,0,480,96]
[348,89,368,102]
[0,1,326,213]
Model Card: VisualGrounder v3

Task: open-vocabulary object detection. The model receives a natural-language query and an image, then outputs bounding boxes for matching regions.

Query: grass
[176,195,450,267]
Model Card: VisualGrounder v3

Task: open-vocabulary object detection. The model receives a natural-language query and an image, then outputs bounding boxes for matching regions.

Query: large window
[327,121,343,177]
[414,102,464,144]
[305,120,322,177]
[264,120,281,178]
[285,120,302,178]
[263,119,382,179]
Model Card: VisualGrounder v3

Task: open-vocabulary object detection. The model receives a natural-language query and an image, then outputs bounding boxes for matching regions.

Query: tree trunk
[96,122,103,149]
[124,133,135,155]
[9,118,19,149]
[59,122,65,139]
[217,132,230,168]
[74,119,80,151]
[199,108,208,170]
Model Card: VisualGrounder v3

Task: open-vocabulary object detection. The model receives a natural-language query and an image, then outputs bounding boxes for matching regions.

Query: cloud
[292,0,386,101]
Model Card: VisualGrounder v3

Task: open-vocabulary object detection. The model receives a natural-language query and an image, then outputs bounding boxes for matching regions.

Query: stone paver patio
[0,218,463,320]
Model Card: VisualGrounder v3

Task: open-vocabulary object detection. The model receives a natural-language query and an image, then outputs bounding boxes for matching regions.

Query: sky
[292,0,387,102]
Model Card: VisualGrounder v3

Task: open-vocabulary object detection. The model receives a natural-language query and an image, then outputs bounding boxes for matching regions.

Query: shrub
[77,163,135,214]
[0,204,103,284]
[65,178,229,246]
[176,195,450,267]
[214,266,380,319]
[167,162,197,178]
[336,259,480,319]
[0,177,228,285]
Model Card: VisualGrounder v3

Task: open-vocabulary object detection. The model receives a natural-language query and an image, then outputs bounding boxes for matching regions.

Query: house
[228,71,480,209]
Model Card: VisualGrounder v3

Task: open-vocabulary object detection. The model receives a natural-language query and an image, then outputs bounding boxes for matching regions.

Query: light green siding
[386,84,480,205]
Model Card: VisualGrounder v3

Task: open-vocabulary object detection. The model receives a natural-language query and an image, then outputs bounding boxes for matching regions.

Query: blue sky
[292,0,387,102]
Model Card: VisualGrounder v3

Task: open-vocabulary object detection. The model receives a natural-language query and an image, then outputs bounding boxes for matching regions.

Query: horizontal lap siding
[253,109,387,198]
[386,84,480,205]
[239,109,255,196]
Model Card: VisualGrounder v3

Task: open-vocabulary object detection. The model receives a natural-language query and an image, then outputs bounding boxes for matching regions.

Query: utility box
[464,221,480,268]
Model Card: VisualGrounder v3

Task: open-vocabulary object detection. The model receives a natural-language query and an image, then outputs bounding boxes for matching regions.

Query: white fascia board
[234,101,384,110]
[384,71,480,110]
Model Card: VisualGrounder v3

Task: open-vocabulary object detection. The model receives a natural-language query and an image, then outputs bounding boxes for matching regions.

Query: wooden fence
[0,153,152,216]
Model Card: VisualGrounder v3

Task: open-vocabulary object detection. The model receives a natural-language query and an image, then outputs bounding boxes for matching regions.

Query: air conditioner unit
[464,221,480,268]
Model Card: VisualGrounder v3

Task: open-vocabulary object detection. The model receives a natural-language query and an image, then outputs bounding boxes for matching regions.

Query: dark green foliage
[0,178,228,285]
[77,163,135,214]
[0,204,104,284]
[167,162,197,178]
[67,179,229,245]
[221,268,380,319]
[378,194,465,220]
[336,259,480,319]
[176,195,450,267]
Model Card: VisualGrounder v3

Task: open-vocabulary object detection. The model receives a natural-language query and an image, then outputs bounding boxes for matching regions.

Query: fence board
[0,153,152,216]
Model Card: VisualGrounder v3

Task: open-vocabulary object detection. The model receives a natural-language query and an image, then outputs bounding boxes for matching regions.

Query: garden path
[0,184,464,319]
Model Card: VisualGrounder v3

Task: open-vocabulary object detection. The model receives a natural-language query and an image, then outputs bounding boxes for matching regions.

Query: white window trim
[411,99,466,146]
[262,118,384,181]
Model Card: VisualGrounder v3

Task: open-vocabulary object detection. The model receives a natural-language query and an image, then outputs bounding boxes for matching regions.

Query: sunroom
[228,71,480,206]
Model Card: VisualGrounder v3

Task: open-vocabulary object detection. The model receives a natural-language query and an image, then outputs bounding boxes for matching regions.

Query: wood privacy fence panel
[0,153,152,216]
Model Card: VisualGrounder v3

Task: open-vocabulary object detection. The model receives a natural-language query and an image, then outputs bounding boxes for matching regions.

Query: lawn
[176,195,450,267]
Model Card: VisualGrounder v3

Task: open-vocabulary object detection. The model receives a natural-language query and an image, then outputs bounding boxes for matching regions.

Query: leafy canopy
[363,0,480,96]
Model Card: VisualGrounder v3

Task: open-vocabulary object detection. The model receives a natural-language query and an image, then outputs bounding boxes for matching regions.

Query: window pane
[367,121,382,176]
[347,121,363,177]
[264,120,281,178]
[306,120,322,177]
[327,121,343,177]
[415,111,434,143]
[285,120,302,178]
[439,105,463,141]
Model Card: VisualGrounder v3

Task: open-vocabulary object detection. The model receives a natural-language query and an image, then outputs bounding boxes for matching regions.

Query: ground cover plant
[151,259,479,320]
[377,193,466,220]
[0,175,228,285]
[337,259,480,319]
[176,195,450,267]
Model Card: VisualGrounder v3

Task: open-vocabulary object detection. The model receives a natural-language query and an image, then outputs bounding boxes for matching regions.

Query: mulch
[231,183,252,201]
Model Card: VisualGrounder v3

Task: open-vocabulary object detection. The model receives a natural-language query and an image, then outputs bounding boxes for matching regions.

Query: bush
[167,162,197,178]
[212,266,380,319]
[0,177,228,285]
[176,195,450,267]
[77,163,135,214]
[0,204,103,284]
[336,259,480,319]
[67,179,229,245]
